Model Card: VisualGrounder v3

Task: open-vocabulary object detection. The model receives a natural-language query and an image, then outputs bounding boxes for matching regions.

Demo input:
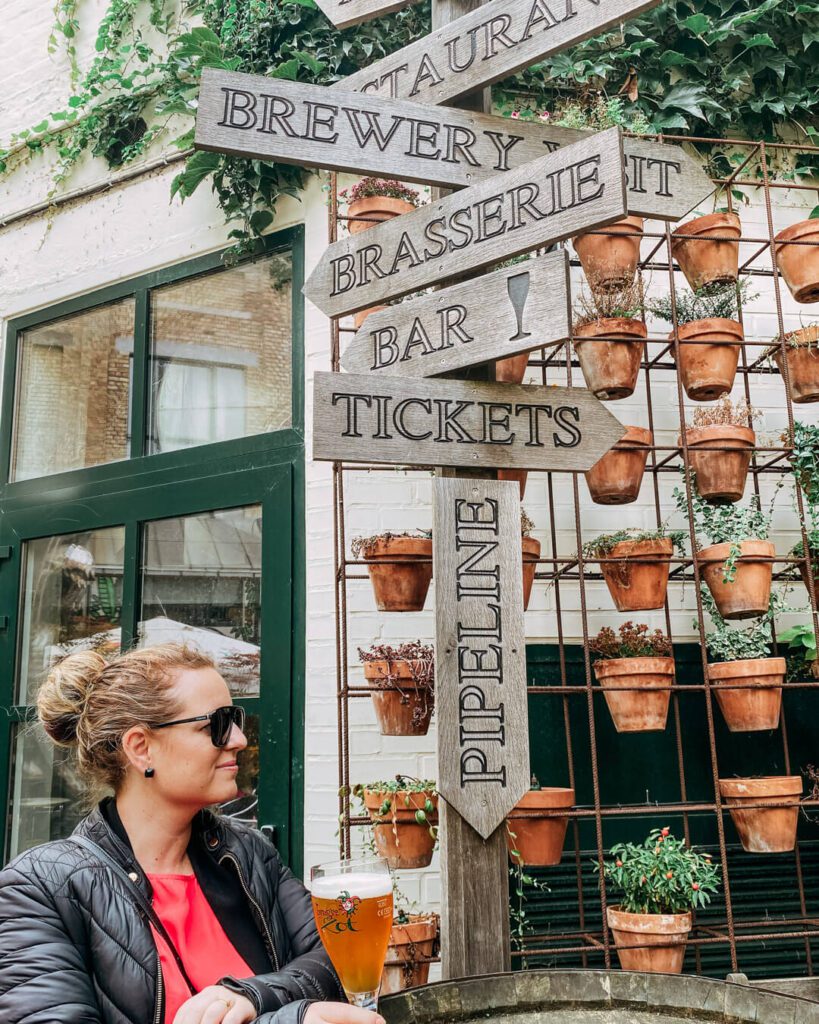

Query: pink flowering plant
[599,827,720,914]
[339,177,421,206]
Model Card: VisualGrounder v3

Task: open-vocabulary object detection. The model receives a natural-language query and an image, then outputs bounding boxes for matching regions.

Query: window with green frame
[0,228,306,871]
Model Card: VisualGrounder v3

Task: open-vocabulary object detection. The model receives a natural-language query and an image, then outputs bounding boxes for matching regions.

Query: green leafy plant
[700,585,780,663]
[788,420,819,505]
[574,278,645,328]
[507,773,551,960]
[649,280,756,326]
[339,177,421,205]
[583,527,686,560]
[590,622,673,660]
[353,776,438,834]
[778,623,819,680]
[599,827,720,915]
[358,642,434,728]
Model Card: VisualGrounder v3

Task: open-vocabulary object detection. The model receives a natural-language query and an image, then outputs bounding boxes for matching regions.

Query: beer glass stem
[347,990,378,1011]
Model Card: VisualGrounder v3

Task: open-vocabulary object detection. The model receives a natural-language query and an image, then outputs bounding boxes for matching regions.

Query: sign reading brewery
[312,371,627,471]
[314,0,423,29]
[341,250,570,378]
[304,128,626,318]
[433,477,530,839]
[194,69,712,222]
[338,0,661,105]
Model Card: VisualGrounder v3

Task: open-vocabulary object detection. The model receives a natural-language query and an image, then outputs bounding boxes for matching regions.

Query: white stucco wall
[3,2,819,939]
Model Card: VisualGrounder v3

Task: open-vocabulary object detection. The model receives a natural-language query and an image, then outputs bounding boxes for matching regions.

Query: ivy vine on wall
[2,0,819,255]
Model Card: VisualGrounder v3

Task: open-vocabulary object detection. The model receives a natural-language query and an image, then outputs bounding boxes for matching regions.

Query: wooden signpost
[303,126,627,318]
[340,249,570,378]
[433,477,530,842]
[312,371,626,471]
[314,0,423,29]
[337,0,662,105]
[194,69,712,222]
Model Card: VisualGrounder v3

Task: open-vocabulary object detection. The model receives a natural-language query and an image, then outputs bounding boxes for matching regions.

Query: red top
[148,872,253,1024]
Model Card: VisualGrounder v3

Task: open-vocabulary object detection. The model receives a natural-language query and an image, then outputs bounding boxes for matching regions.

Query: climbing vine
[3,0,819,254]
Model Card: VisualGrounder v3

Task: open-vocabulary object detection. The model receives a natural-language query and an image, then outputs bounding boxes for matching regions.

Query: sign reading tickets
[312,371,627,471]
[433,477,530,839]
[304,127,627,318]
[194,70,712,221]
[341,250,570,378]
[314,0,424,29]
[338,0,661,104]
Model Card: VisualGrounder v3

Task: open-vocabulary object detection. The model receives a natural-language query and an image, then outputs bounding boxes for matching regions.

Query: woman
[0,643,383,1024]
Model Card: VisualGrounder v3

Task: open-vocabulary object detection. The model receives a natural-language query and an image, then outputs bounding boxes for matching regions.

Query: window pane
[17,528,126,704]
[140,506,261,696]
[148,254,292,454]
[12,298,136,481]
[220,712,259,827]
[7,724,86,859]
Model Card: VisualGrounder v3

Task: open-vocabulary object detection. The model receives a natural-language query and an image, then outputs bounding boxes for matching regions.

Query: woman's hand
[304,1003,386,1024]
[172,985,257,1024]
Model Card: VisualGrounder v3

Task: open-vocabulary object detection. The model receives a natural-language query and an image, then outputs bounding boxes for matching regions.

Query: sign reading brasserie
[314,0,423,29]
[341,250,570,378]
[312,371,626,471]
[433,477,530,839]
[338,0,661,104]
[304,127,626,318]
[194,69,712,222]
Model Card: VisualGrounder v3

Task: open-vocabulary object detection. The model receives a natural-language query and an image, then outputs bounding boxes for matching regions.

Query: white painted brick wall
[2,3,819,955]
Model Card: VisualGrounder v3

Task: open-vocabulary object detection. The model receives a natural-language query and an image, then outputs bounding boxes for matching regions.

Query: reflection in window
[140,506,262,697]
[148,253,292,454]
[220,712,260,827]
[12,298,135,481]
[17,528,125,704]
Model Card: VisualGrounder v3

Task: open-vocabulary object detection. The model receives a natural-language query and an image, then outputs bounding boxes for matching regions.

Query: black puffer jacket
[0,804,344,1023]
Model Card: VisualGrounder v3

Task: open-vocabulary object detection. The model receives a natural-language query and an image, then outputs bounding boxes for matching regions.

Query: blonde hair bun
[37,651,107,747]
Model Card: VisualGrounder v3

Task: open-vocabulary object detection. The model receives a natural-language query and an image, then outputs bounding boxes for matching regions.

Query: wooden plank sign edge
[314,0,424,29]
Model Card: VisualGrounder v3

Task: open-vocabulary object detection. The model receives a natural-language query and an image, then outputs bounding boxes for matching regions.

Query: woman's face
[148,667,248,811]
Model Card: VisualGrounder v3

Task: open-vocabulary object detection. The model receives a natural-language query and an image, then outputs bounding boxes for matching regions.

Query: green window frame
[0,227,307,872]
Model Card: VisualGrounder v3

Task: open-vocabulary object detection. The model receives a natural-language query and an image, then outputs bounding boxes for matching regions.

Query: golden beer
[311,870,393,1003]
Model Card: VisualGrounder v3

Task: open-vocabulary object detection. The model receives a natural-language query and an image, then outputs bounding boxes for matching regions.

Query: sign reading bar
[194,70,712,222]
[304,127,626,318]
[434,477,530,839]
[315,0,423,29]
[337,0,661,105]
[341,250,570,378]
[312,371,627,471]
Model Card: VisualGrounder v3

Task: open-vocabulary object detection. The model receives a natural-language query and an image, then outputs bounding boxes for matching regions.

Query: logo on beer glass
[317,890,362,933]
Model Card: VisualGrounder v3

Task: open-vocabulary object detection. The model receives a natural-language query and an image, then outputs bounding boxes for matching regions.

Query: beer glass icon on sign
[310,857,393,1010]
[507,270,532,344]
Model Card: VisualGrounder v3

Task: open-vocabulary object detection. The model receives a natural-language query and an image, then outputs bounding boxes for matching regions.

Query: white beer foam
[311,871,392,899]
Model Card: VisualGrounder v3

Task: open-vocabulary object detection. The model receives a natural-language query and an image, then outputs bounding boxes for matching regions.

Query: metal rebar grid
[328,133,819,978]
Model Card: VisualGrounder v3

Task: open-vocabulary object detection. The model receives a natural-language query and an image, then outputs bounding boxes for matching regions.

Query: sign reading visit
[338,0,661,104]
[194,69,712,221]
[314,0,423,29]
[341,250,570,378]
[304,127,626,318]
[434,477,530,839]
[312,371,627,472]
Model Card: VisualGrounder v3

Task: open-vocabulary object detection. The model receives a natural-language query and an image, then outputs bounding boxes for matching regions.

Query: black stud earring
[144,767,155,779]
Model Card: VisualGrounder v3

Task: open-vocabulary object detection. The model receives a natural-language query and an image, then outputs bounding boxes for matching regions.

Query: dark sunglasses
[152,705,246,748]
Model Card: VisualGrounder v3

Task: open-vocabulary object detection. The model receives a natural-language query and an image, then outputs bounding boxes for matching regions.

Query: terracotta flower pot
[359,536,433,612]
[699,540,775,620]
[593,656,674,732]
[672,319,742,401]
[671,212,741,291]
[522,536,540,611]
[719,776,802,853]
[381,914,438,996]
[707,657,785,732]
[585,426,651,505]
[684,424,755,504]
[506,787,574,866]
[773,326,819,404]
[363,660,434,737]
[495,352,530,383]
[498,468,527,498]
[348,195,416,235]
[607,907,692,974]
[775,218,819,303]
[572,216,644,291]
[598,537,673,612]
[363,789,438,869]
[574,319,646,400]
[354,304,388,329]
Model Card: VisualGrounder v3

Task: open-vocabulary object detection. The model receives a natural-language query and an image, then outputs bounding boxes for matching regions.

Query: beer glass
[310,857,393,1010]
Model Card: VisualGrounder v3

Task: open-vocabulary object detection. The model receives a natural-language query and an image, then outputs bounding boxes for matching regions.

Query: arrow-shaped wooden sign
[433,476,530,840]
[312,371,627,471]
[341,249,570,378]
[314,0,424,29]
[304,127,626,318]
[194,70,712,222]
[337,0,662,105]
